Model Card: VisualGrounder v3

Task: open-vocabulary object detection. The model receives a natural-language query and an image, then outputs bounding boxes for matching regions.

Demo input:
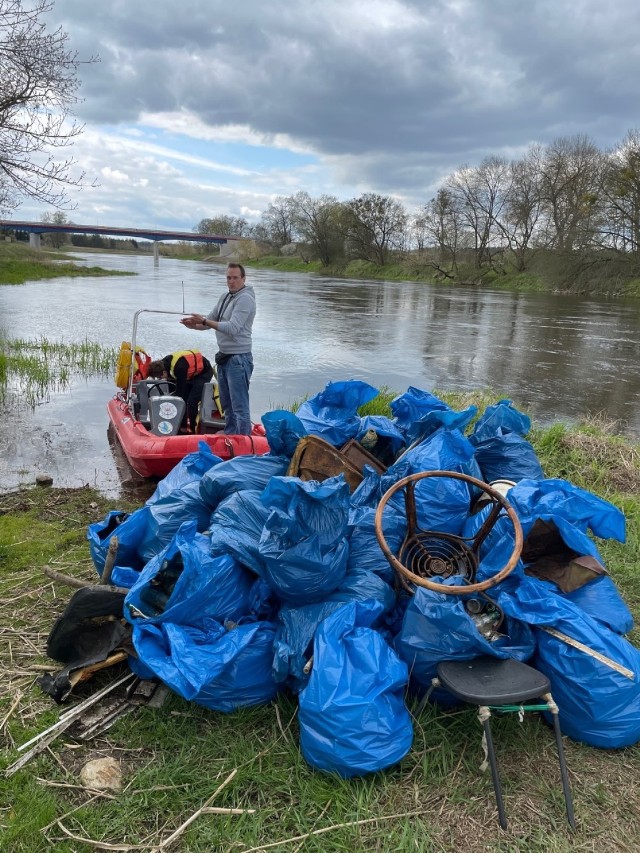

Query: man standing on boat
[147,351,213,434]
[180,263,255,436]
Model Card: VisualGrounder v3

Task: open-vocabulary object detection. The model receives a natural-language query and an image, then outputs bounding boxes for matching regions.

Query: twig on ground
[100,535,119,585]
[56,822,148,851]
[43,564,127,594]
[240,805,440,852]
[36,777,117,797]
[40,793,110,833]
[274,703,292,744]
[0,690,23,732]
[154,768,239,850]
[292,800,332,853]
[200,807,256,815]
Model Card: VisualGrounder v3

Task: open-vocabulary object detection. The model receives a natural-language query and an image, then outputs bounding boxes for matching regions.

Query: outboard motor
[149,395,186,436]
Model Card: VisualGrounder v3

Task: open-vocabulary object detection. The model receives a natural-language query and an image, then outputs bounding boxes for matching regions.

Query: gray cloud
[37,0,640,218]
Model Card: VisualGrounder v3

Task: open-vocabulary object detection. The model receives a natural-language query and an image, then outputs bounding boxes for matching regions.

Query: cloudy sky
[16,0,640,232]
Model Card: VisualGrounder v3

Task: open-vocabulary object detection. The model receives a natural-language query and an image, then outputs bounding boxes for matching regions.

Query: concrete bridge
[0,219,241,264]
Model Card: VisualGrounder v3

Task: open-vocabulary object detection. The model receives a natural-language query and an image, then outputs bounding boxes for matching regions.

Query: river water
[1,251,639,497]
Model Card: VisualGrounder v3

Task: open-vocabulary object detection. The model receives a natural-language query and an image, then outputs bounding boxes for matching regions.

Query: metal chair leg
[545,693,576,830]
[479,706,507,830]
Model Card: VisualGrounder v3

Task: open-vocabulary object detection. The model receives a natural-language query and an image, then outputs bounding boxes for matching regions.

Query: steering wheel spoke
[374,470,522,595]
[146,380,176,396]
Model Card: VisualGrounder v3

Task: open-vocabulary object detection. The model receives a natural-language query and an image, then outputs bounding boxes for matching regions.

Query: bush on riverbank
[0,242,134,285]
[1,399,639,851]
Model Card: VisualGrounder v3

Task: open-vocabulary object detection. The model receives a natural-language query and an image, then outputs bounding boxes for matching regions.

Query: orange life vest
[170,350,205,380]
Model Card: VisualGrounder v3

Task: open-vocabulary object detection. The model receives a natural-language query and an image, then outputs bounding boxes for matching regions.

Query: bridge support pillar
[153,241,160,266]
[29,233,41,250]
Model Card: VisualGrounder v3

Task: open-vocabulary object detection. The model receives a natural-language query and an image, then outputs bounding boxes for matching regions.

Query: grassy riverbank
[247,253,640,297]
[1,396,639,852]
[0,242,135,285]
[246,254,551,291]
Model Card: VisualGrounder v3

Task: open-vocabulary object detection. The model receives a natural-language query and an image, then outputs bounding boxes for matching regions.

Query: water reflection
[1,252,639,496]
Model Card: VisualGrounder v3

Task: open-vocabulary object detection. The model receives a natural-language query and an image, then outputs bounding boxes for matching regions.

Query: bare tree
[537,135,603,251]
[416,188,463,273]
[494,147,544,272]
[599,130,640,255]
[446,157,509,269]
[343,192,407,265]
[288,191,344,266]
[259,196,295,248]
[0,0,96,212]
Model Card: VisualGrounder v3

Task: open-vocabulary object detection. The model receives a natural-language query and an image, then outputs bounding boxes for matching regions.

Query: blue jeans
[217,353,254,435]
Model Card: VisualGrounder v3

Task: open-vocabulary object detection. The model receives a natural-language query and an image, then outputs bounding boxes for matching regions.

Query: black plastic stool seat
[436,655,575,831]
[437,656,551,705]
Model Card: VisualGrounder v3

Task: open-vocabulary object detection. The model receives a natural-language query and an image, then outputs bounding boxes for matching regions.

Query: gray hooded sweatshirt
[205,284,256,354]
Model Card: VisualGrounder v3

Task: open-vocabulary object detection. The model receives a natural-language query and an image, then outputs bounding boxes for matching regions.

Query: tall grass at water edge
[0,337,119,406]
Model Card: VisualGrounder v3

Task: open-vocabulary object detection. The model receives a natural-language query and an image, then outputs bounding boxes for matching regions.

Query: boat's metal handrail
[126,308,190,400]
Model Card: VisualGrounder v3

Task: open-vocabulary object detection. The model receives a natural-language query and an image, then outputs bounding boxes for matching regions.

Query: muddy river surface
[1,252,639,497]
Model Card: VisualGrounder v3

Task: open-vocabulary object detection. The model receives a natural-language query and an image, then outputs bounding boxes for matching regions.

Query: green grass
[0,337,119,406]
[0,241,134,285]
[1,401,639,851]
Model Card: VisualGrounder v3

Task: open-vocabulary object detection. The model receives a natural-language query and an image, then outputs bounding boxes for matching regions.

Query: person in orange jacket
[147,350,213,433]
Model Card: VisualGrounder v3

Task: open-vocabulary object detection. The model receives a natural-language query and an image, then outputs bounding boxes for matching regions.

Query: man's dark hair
[147,359,167,378]
[227,262,246,278]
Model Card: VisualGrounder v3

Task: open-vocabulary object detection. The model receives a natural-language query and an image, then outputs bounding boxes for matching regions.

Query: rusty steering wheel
[374,470,523,595]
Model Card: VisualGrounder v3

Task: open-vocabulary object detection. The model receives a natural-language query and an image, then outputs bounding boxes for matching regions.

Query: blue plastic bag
[385,426,482,483]
[471,430,544,483]
[138,480,212,564]
[259,476,350,604]
[125,521,254,627]
[391,387,477,443]
[562,575,633,635]
[332,566,396,613]
[296,380,379,447]
[350,466,385,509]
[347,505,401,585]
[407,405,477,444]
[209,489,270,576]
[146,442,222,506]
[261,410,307,457]
[298,600,413,777]
[381,429,481,537]
[199,454,289,509]
[509,479,626,543]
[394,583,536,703]
[496,576,640,748]
[87,507,149,576]
[390,387,450,433]
[470,399,532,442]
[132,618,279,711]
[272,600,347,691]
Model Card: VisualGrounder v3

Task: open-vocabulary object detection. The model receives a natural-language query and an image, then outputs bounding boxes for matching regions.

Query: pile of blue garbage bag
[88,381,640,777]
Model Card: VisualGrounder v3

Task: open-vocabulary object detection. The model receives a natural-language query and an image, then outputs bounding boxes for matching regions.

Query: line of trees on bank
[195,130,640,291]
